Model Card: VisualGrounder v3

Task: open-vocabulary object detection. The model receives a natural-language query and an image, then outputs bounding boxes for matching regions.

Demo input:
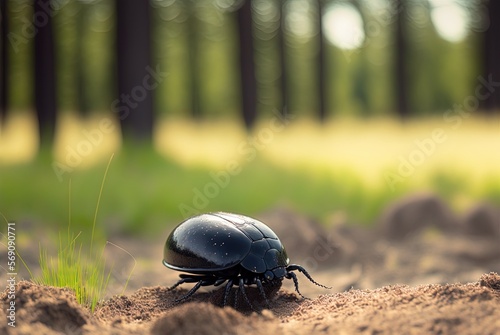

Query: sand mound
[2,273,500,334]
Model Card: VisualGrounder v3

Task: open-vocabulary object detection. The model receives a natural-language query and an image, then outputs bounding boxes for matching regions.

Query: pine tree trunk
[237,0,257,129]
[116,0,154,142]
[34,0,57,147]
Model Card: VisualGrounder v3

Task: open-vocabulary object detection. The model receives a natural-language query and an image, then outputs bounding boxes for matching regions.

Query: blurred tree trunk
[34,0,57,147]
[481,0,500,112]
[394,0,409,118]
[237,0,257,129]
[76,1,89,116]
[1,0,8,125]
[187,2,201,118]
[116,0,153,142]
[278,0,287,116]
[317,0,326,121]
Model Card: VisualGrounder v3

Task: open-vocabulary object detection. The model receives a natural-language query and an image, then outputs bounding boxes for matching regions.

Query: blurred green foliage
[1,142,499,238]
[6,0,482,117]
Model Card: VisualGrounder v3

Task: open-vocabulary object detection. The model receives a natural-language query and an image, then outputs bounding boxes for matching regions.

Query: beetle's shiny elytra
[163,212,330,310]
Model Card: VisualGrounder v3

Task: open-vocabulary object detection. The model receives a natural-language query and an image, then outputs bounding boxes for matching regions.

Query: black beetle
[163,212,330,309]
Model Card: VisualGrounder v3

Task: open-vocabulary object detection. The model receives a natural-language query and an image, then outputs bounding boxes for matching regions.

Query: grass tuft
[36,233,111,311]
[34,154,116,312]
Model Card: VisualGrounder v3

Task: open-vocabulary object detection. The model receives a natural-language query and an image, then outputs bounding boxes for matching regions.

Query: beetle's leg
[256,278,270,308]
[286,264,332,289]
[168,274,210,289]
[167,275,199,291]
[214,278,227,286]
[175,280,203,303]
[238,277,254,310]
[223,279,233,307]
[167,280,184,291]
[169,275,218,303]
[234,283,239,309]
[285,271,306,299]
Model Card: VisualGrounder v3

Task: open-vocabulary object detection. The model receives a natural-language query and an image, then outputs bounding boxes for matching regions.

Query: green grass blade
[90,153,114,252]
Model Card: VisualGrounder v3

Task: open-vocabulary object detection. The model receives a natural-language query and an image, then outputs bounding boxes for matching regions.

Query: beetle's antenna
[286,264,332,289]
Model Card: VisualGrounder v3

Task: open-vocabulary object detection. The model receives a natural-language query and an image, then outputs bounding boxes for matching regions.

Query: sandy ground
[2,204,500,334]
[2,273,500,335]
